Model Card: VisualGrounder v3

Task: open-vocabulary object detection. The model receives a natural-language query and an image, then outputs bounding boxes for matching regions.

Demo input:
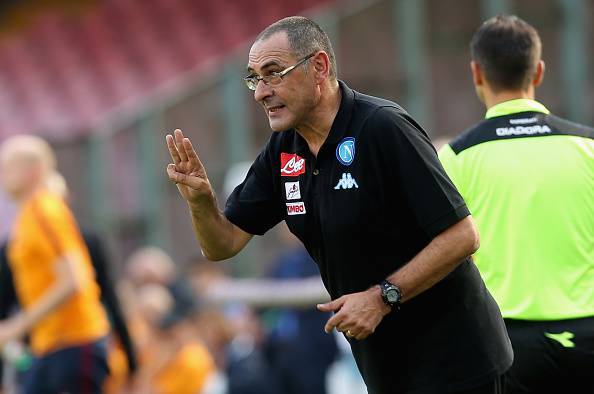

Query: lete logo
[280,153,306,176]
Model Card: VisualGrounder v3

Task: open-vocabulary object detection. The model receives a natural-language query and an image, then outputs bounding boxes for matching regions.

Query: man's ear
[533,60,545,87]
[470,61,484,87]
[312,51,330,83]
[470,60,487,104]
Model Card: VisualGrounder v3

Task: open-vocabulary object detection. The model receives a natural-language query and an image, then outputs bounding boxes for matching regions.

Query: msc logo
[280,153,306,176]
[336,137,355,166]
[334,173,359,190]
[286,201,306,215]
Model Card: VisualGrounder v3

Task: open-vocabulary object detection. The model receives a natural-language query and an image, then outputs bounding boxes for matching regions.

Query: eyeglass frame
[244,52,316,91]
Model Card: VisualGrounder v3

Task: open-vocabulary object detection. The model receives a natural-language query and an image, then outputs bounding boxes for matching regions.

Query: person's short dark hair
[470,15,542,92]
[256,16,337,79]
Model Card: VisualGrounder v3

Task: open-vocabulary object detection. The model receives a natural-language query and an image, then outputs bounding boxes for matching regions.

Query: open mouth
[267,105,285,114]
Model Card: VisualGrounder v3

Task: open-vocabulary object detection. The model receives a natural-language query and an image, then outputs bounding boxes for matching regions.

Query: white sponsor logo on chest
[334,173,359,190]
[285,182,301,200]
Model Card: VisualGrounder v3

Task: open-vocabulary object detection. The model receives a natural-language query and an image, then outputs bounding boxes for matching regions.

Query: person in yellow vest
[0,135,110,393]
[439,15,594,394]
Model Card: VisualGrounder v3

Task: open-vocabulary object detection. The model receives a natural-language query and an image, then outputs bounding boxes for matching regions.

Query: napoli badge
[336,137,355,166]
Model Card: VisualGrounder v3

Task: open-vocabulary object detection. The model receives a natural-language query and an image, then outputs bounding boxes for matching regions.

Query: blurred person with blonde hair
[0,135,110,393]
[0,158,138,393]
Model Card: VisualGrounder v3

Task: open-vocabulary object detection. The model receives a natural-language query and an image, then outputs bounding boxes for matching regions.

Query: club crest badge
[336,137,355,166]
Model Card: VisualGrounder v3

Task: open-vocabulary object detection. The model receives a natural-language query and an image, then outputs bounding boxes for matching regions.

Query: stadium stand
[0,0,335,140]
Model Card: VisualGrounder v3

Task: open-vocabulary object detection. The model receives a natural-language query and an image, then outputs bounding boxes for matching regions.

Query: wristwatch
[380,280,402,311]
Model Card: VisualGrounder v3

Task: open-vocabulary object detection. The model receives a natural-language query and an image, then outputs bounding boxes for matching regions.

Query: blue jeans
[22,338,109,394]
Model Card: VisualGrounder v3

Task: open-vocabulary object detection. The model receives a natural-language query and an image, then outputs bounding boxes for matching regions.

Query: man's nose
[254,80,273,102]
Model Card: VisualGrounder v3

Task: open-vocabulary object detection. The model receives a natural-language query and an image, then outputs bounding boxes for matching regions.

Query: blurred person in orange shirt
[129,282,216,394]
[48,172,139,387]
[107,247,216,394]
[0,170,138,393]
[0,135,110,393]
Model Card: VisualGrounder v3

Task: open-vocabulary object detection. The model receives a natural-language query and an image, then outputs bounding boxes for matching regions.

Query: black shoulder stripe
[450,112,594,155]
[545,114,594,140]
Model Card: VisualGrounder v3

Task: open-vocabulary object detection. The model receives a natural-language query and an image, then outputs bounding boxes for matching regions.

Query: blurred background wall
[0,0,591,274]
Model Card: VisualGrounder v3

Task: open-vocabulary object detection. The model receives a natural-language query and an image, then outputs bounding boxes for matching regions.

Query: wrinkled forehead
[247,32,295,72]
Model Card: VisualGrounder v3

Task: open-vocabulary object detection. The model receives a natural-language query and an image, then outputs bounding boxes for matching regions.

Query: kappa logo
[334,173,359,190]
[280,153,306,176]
[285,182,301,200]
[336,137,355,166]
[286,201,306,215]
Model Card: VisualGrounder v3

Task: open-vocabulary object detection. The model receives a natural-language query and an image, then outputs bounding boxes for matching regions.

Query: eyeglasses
[244,53,315,91]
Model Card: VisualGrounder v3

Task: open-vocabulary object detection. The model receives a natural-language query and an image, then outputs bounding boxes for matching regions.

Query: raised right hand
[166,129,213,205]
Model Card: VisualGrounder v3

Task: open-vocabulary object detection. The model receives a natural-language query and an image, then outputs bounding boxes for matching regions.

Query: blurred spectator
[192,307,234,372]
[224,304,282,394]
[188,258,282,394]
[264,226,338,394]
[55,169,138,387]
[187,226,339,394]
[0,135,110,393]
[69,227,138,394]
[126,246,197,314]
[118,246,217,394]
[0,170,138,393]
[84,230,138,380]
[129,283,216,394]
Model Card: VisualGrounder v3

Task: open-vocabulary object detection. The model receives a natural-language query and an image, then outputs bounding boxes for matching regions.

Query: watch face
[386,289,400,303]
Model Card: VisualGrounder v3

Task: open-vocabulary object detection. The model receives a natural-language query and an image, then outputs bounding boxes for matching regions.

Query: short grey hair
[255,16,337,79]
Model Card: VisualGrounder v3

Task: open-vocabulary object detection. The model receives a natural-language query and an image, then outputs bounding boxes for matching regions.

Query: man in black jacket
[166,16,512,394]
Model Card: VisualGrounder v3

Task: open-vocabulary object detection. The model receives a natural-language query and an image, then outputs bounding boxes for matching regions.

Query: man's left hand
[317,286,391,340]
